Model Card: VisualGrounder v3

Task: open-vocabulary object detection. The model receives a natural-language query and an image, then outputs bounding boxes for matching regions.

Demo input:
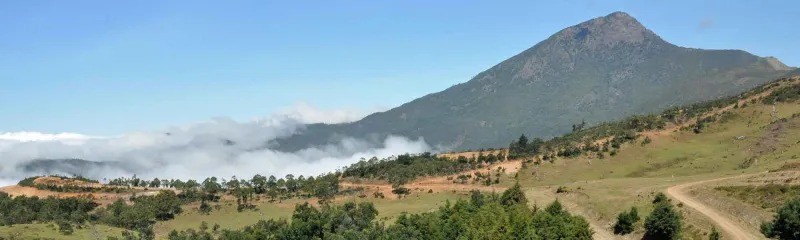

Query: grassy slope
[516,100,800,239]
[146,78,800,239]
[153,192,464,238]
[0,223,128,240]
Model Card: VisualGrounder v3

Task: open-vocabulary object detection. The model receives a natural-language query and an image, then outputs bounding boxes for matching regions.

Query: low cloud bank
[0,103,426,186]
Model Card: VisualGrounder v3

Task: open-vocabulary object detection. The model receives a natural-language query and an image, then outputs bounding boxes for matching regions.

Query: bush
[391,187,410,195]
[644,200,682,240]
[709,227,720,240]
[653,192,669,204]
[613,207,640,235]
[57,221,74,235]
[198,200,212,215]
[761,198,800,239]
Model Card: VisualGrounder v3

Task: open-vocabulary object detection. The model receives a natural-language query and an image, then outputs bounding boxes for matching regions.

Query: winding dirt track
[665,174,766,240]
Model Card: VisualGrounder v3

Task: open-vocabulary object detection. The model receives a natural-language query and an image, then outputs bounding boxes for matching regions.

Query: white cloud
[0,103,426,186]
[0,132,99,142]
[273,102,386,124]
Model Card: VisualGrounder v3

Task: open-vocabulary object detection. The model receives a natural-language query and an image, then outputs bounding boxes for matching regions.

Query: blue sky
[1,0,797,135]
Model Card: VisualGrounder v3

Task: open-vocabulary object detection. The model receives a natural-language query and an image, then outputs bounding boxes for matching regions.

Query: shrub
[761,198,800,239]
[709,227,720,240]
[644,201,682,240]
[198,200,213,215]
[653,192,669,204]
[58,221,74,235]
[613,207,640,235]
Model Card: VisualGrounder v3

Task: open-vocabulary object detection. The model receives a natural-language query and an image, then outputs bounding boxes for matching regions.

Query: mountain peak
[764,56,793,71]
[605,11,635,21]
[551,11,656,49]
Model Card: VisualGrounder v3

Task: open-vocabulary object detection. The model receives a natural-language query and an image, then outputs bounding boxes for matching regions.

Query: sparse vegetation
[716,184,800,209]
[166,186,592,239]
[709,227,720,240]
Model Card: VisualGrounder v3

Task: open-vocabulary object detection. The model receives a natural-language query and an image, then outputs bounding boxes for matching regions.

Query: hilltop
[273,11,793,152]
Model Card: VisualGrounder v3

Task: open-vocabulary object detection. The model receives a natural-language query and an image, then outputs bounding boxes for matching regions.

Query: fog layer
[0,103,427,186]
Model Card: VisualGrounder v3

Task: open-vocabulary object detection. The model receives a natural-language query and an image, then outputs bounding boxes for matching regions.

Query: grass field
[153,192,464,238]
[514,101,800,239]
[0,223,128,240]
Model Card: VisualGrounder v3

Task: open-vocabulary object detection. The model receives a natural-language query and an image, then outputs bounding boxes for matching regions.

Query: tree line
[342,152,489,187]
[167,183,595,239]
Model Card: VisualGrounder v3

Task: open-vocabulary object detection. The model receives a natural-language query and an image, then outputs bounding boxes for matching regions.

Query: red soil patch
[341,160,521,200]
[438,149,508,160]
[33,176,105,188]
[0,177,167,206]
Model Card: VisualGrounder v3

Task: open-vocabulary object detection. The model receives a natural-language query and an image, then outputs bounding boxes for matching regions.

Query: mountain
[21,158,119,176]
[273,12,793,152]
[784,68,800,78]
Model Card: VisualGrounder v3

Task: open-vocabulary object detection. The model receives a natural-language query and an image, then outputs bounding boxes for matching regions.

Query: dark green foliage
[93,190,182,230]
[653,192,669,204]
[0,193,98,226]
[16,176,38,187]
[342,153,473,185]
[761,198,800,239]
[645,197,682,240]
[509,134,544,159]
[613,207,640,235]
[763,84,800,104]
[391,187,410,196]
[57,221,74,235]
[171,186,593,239]
[709,227,720,240]
[500,183,528,207]
[198,200,213,215]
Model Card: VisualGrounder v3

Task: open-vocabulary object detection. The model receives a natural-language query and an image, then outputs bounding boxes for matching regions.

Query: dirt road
[666,175,766,240]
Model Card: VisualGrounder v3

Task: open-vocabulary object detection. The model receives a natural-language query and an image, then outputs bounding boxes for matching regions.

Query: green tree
[250,175,267,194]
[761,198,800,239]
[58,221,74,235]
[653,192,669,204]
[499,182,527,207]
[644,201,682,240]
[614,207,640,235]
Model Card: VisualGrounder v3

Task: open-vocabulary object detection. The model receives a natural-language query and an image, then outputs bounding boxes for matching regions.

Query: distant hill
[21,158,119,176]
[274,11,792,151]
[784,68,800,78]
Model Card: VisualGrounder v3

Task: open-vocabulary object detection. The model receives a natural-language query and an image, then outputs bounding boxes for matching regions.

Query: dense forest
[167,183,594,240]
